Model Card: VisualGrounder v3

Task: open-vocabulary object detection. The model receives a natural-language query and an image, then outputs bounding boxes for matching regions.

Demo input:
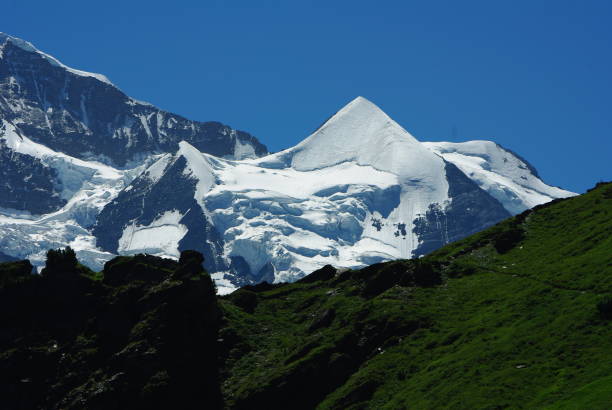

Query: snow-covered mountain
[0,32,265,271]
[0,32,267,214]
[0,33,576,292]
[91,97,574,292]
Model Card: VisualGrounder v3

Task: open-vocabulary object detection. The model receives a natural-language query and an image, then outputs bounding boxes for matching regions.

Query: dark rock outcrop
[0,250,222,410]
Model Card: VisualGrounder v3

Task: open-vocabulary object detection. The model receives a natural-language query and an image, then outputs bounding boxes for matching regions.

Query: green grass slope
[219,182,612,409]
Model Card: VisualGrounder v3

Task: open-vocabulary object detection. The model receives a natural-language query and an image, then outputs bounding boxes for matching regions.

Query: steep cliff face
[0,140,64,214]
[0,33,267,169]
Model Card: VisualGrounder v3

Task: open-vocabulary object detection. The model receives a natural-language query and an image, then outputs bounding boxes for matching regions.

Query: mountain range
[0,33,575,289]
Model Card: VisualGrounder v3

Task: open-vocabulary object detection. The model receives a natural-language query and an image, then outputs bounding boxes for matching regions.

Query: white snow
[0,33,115,86]
[118,210,188,259]
[0,120,150,270]
[232,137,257,160]
[144,153,173,182]
[178,141,217,205]
[1,119,123,200]
[211,272,238,295]
[423,140,576,213]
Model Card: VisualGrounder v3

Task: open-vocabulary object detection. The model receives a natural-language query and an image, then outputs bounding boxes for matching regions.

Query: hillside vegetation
[1,182,610,409]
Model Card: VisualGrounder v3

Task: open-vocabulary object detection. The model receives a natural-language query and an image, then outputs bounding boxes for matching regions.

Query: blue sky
[5,0,611,192]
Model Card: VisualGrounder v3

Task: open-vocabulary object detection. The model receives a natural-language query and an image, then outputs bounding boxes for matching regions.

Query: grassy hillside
[0,182,610,409]
[219,182,612,409]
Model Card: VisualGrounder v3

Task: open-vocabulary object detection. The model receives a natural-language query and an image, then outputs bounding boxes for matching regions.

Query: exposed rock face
[93,154,228,275]
[0,141,65,214]
[0,34,267,168]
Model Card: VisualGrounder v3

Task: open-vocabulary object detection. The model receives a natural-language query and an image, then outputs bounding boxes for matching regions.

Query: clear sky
[4,0,611,193]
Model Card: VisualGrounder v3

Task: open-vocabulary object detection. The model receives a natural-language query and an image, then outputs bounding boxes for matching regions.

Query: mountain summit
[286,96,425,173]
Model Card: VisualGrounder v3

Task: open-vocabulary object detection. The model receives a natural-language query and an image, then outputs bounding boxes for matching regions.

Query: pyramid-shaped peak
[343,95,380,111]
[324,96,393,129]
[299,96,420,150]
[285,96,434,174]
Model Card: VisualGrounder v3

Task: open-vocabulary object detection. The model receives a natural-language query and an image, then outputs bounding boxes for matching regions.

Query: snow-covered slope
[0,121,149,270]
[94,97,514,292]
[423,140,576,214]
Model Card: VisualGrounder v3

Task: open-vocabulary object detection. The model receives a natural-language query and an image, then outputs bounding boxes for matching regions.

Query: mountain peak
[284,96,431,175]
[319,96,401,134]
[0,32,114,86]
[339,95,379,113]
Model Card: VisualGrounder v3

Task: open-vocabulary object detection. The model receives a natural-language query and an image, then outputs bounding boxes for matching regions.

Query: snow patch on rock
[118,210,188,259]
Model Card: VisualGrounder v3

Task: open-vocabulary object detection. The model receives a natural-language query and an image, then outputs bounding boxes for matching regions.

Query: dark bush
[41,247,78,277]
[229,289,258,313]
[103,254,173,286]
[308,308,336,332]
[412,260,442,287]
[0,260,33,287]
[242,281,280,292]
[514,208,533,224]
[360,260,442,297]
[586,181,611,193]
[492,227,524,254]
[446,260,477,278]
[361,263,404,297]
[597,296,612,320]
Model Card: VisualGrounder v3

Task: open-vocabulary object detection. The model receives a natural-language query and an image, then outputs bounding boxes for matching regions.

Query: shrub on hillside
[229,289,259,313]
[0,260,33,287]
[597,296,612,320]
[412,260,442,287]
[492,226,524,254]
[446,260,478,278]
[41,247,78,277]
